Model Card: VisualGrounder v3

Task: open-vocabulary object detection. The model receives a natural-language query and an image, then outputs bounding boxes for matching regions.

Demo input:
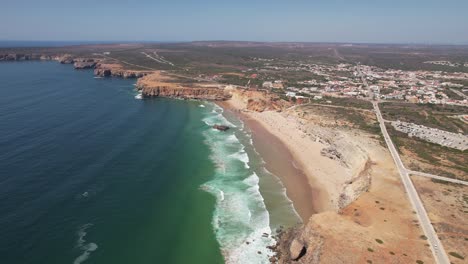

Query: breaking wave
[200,103,275,264]
[73,224,98,264]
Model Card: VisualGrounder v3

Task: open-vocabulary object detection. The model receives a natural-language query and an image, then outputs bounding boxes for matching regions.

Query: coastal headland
[2,42,466,263]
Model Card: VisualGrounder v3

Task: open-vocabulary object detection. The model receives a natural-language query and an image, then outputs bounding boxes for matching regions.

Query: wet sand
[219,102,323,222]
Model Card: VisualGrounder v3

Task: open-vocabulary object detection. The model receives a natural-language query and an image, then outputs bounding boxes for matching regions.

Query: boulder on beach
[289,239,306,261]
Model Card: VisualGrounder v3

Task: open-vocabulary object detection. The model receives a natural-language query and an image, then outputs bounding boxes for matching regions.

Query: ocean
[0,61,299,264]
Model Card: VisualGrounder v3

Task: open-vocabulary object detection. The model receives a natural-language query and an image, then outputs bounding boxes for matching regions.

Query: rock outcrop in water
[213,125,230,131]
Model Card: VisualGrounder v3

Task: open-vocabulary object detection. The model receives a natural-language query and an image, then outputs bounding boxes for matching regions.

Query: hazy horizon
[2,0,468,44]
[1,40,468,47]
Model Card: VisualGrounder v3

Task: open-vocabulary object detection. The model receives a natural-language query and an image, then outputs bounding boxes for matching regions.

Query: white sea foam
[199,104,206,108]
[229,150,250,169]
[134,92,143,100]
[225,134,239,144]
[200,103,275,264]
[202,104,236,128]
[73,224,98,264]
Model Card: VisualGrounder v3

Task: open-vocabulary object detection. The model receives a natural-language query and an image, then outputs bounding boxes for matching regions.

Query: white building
[262,81,273,89]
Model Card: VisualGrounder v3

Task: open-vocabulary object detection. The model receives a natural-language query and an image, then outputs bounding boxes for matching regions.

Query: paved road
[450,88,467,99]
[409,170,468,186]
[356,64,374,99]
[373,101,450,264]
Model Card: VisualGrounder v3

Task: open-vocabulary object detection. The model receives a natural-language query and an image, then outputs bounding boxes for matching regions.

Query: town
[218,58,468,107]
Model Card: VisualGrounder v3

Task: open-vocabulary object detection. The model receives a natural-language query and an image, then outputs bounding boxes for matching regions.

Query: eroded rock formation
[141,85,229,100]
[136,71,230,100]
[228,88,291,112]
[0,53,54,61]
[94,63,150,78]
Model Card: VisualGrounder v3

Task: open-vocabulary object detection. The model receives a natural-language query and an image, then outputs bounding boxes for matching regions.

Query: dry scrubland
[225,92,436,263]
[381,103,467,180]
[2,41,467,263]
[412,177,467,263]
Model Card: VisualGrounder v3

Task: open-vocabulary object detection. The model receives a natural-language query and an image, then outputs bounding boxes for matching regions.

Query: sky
[1,0,468,44]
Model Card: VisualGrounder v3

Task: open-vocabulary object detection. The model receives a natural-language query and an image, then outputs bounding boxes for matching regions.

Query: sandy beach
[220,103,318,221]
[219,96,436,263]
[218,100,340,222]
[219,93,375,219]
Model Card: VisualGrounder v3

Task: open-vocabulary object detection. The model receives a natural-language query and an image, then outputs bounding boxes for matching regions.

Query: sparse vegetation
[387,125,467,180]
[375,239,383,244]
[314,96,373,110]
[381,102,468,134]
[367,248,374,252]
[449,252,465,260]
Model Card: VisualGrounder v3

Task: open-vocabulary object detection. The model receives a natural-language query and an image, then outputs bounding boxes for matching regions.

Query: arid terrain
[412,177,467,264]
[223,91,438,263]
[1,41,466,263]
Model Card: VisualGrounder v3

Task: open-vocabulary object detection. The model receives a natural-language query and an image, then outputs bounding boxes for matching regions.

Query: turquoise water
[0,61,299,264]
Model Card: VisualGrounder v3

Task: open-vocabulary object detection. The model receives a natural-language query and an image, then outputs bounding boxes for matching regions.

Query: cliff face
[72,58,96,69]
[136,71,230,100]
[140,85,230,100]
[227,88,291,112]
[0,53,102,69]
[0,53,56,61]
[94,63,150,78]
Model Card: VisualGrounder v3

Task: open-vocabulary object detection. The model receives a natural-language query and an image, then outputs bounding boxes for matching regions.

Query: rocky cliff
[227,88,291,111]
[136,71,230,100]
[1,54,148,79]
[0,53,102,69]
[94,63,150,78]
[73,58,97,69]
[141,85,229,100]
[0,53,56,61]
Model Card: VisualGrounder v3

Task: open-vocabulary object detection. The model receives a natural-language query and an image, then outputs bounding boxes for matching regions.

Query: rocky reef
[213,125,230,131]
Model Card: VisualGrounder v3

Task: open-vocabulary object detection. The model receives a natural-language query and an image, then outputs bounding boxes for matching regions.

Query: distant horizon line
[1,39,468,47]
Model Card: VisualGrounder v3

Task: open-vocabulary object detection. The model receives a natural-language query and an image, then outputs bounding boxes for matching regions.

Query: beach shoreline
[217,101,327,222]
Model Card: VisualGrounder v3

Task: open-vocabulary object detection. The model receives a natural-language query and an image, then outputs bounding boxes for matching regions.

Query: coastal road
[373,101,450,264]
[408,170,468,186]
